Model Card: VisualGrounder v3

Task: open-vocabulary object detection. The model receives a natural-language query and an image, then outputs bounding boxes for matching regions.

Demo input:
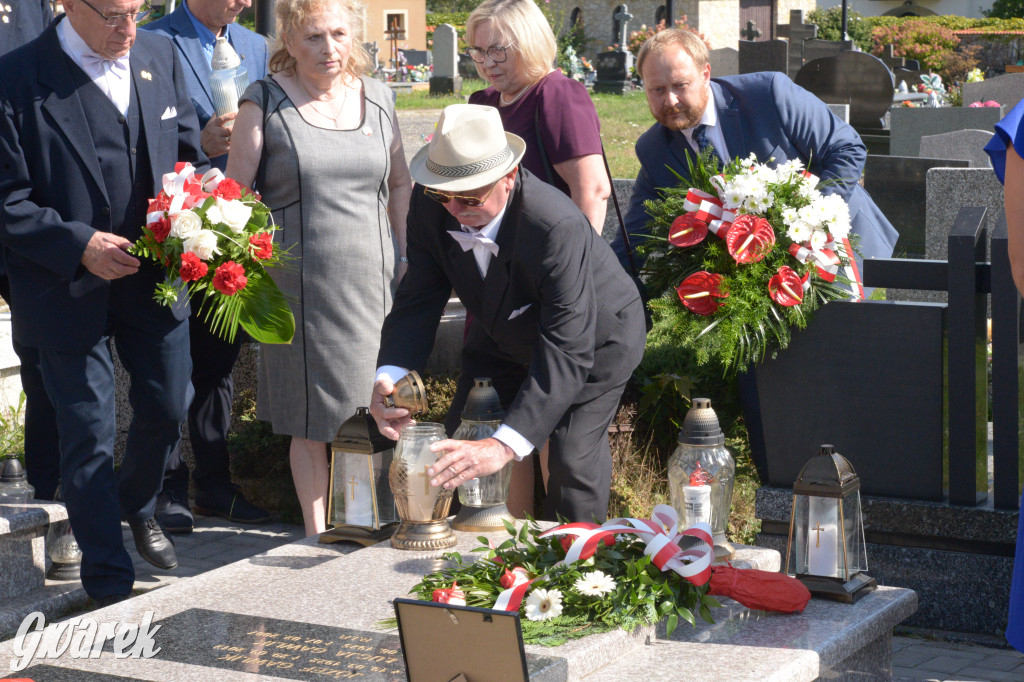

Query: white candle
[683,484,712,526]
[807,496,839,577]
[341,455,374,526]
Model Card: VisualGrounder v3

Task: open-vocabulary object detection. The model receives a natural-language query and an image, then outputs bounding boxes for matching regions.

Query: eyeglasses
[79,0,151,27]
[423,180,501,207]
[466,45,513,63]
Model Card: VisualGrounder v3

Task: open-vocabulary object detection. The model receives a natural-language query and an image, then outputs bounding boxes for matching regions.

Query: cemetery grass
[394,84,647,180]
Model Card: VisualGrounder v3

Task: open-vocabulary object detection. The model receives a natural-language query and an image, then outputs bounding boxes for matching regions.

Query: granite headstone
[429,24,462,96]
[918,129,994,168]
[802,38,851,64]
[962,72,1024,109]
[738,39,787,76]
[775,9,817,80]
[708,47,739,77]
[795,51,894,128]
[889,106,1006,157]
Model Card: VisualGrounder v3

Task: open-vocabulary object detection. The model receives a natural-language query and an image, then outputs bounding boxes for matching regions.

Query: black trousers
[0,273,60,501]
[162,313,243,496]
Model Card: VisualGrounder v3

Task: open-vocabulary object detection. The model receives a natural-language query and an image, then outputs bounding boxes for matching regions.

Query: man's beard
[656,105,702,132]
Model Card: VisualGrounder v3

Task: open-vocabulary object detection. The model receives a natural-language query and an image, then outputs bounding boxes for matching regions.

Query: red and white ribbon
[788,242,840,282]
[683,187,736,237]
[161,162,197,198]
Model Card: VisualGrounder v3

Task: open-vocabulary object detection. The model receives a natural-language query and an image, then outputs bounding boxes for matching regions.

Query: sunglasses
[423,180,500,208]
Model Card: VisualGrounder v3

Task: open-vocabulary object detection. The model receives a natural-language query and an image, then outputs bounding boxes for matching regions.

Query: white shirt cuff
[493,425,534,461]
[375,366,409,385]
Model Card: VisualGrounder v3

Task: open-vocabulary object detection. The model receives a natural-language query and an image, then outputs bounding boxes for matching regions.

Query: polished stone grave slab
[0,525,914,681]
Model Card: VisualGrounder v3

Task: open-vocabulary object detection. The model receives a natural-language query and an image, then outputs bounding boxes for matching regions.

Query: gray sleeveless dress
[240,76,399,442]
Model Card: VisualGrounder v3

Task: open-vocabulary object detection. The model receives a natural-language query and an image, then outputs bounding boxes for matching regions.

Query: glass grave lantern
[667,398,736,560]
[321,407,399,546]
[785,444,877,603]
[451,378,515,532]
[389,422,456,551]
[0,454,34,502]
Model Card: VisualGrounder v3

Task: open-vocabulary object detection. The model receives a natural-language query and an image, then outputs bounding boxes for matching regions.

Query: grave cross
[613,4,633,50]
[776,9,817,80]
[741,20,761,42]
[879,44,905,70]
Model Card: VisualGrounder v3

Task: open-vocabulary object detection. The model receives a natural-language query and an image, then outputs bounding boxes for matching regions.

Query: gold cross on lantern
[415,465,432,495]
[348,476,358,501]
[812,522,825,548]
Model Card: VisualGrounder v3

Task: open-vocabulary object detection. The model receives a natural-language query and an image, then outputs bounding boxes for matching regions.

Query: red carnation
[149,217,171,243]
[676,271,727,316]
[212,260,247,296]
[213,178,243,201]
[768,266,808,307]
[249,232,273,260]
[668,213,708,248]
[179,252,208,282]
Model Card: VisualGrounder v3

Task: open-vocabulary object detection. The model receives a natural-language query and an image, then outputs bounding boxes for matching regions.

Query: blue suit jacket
[0,20,208,351]
[143,5,268,169]
[0,0,52,57]
[615,72,898,270]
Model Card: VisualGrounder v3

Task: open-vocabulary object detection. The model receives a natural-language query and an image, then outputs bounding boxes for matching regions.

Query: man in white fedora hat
[370,103,646,522]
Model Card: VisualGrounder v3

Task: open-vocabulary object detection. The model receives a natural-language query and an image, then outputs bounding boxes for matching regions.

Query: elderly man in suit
[613,29,898,277]
[143,0,269,533]
[370,104,646,522]
[0,0,207,604]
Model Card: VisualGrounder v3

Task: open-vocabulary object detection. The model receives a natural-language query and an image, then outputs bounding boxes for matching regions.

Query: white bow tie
[448,229,499,258]
[80,52,130,76]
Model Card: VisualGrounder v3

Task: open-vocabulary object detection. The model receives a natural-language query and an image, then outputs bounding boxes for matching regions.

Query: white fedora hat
[410,104,526,192]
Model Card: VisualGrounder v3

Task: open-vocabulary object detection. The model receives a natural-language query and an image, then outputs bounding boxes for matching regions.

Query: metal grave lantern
[785,444,877,603]
[321,407,399,546]
[451,378,515,532]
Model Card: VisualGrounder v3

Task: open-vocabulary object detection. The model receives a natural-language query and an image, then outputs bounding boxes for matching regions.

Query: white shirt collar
[462,202,507,241]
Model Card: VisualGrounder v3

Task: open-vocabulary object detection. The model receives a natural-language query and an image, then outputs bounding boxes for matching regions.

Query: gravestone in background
[708,47,739,77]
[458,53,477,79]
[429,24,462,96]
[864,155,970,259]
[918,129,994,168]
[802,38,852,64]
[889,106,1006,157]
[827,103,850,123]
[877,44,921,90]
[399,48,431,68]
[962,72,1024,109]
[795,51,894,128]
[737,39,788,75]
[594,4,634,94]
[364,42,379,71]
[775,9,817,80]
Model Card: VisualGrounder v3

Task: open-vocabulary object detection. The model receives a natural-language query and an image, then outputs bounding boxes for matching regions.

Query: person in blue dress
[984,101,1024,652]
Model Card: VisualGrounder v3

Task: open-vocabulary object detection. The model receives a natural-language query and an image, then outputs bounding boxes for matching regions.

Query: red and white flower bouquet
[638,149,860,373]
[130,163,294,344]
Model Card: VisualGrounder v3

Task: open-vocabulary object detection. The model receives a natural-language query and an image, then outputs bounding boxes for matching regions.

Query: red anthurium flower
[431,581,466,606]
[213,261,247,295]
[725,214,775,264]
[676,271,727,316]
[500,567,531,589]
[668,213,708,248]
[179,252,208,282]
[768,266,807,307]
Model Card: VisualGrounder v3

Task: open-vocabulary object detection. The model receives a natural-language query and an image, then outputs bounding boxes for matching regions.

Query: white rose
[184,229,220,261]
[217,198,253,234]
[169,210,202,240]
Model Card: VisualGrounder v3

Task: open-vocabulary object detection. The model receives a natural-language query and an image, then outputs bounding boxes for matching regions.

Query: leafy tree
[426,0,478,13]
[871,20,978,82]
[985,0,1024,19]
[807,6,874,52]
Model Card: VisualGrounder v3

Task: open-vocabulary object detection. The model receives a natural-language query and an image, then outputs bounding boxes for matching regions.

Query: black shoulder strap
[254,79,271,192]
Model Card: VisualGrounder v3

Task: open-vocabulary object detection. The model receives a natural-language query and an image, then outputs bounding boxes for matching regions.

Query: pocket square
[508,303,532,320]
[160,106,177,120]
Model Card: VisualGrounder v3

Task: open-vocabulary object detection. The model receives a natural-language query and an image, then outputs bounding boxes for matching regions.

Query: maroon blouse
[469,70,603,197]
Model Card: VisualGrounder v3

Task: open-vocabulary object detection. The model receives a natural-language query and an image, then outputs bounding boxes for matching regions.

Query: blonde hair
[636,28,709,79]
[465,0,556,85]
[269,0,372,77]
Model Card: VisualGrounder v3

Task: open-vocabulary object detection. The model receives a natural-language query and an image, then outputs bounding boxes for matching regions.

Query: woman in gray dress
[226,0,411,535]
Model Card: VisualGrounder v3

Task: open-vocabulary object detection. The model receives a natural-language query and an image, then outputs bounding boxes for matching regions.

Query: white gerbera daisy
[574,570,618,597]
[524,588,564,621]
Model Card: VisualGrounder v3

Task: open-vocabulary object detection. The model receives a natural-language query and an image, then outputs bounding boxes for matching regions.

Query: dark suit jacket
[0,0,51,57]
[143,5,268,170]
[378,169,646,447]
[0,20,208,351]
[615,72,899,268]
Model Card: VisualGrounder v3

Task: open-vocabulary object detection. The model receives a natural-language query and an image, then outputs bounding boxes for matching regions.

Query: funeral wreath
[130,162,294,344]
[638,148,859,374]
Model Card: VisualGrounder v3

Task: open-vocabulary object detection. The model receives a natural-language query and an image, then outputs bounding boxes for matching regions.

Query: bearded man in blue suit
[613,29,898,279]
[0,0,207,604]
[143,0,269,532]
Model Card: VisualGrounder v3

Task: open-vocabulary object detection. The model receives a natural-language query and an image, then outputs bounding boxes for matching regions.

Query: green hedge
[863,15,1024,32]
[426,12,471,29]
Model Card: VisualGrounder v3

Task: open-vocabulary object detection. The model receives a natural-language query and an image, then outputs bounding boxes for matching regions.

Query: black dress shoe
[129,517,178,570]
[95,593,130,608]
[194,485,271,524]
[156,489,194,534]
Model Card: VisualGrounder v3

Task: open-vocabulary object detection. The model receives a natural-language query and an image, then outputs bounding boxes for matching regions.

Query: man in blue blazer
[143,0,269,532]
[0,0,208,604]
[613,29,898,279]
